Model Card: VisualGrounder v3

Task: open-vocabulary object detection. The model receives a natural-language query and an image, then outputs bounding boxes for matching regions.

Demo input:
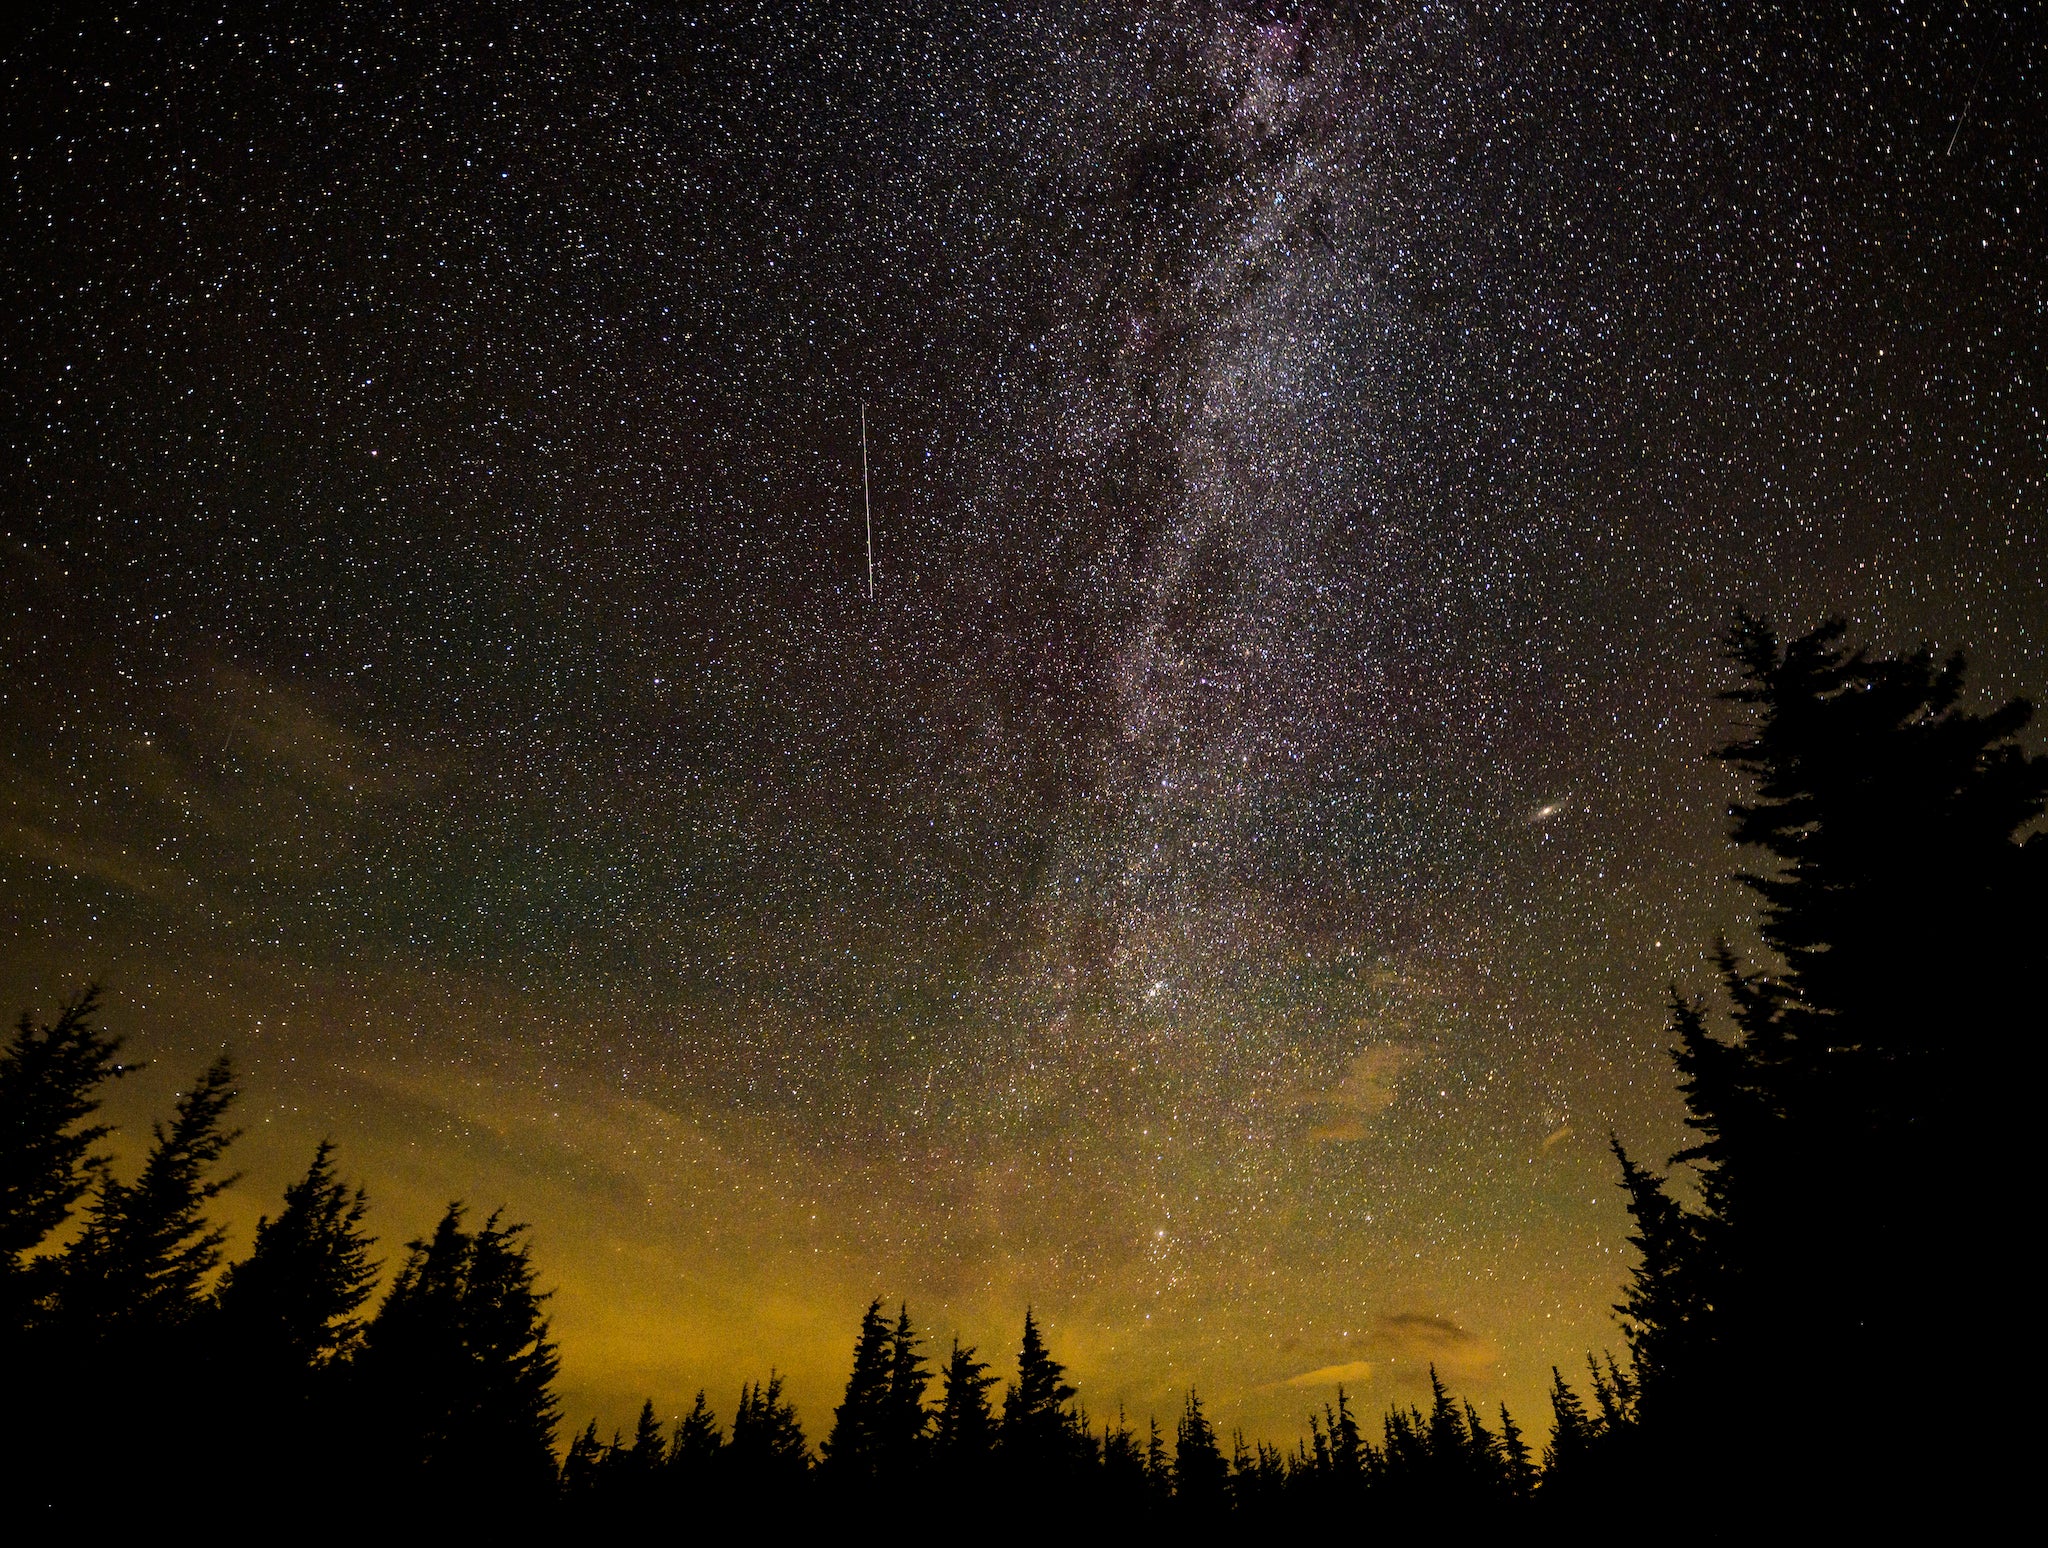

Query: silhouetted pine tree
[1001,1308,1078,1480]
[1608,1129,1709,1418]
[1600,618,2046,1508]
[881,1303,932,1473]
[1144,1414,1172,1508]
[1316,1385,1372,1517]
[56,1053,239,1337]
[1100,1404,1150,1520]
[561,1421,607,1504]
[1329,1388,1366,1478]
[1173,1389,1228,1514]
[353,1203,561,1512]
[1497,1403,1537,1500]
[668,1388,724,1486]
[934,1337,998,1461]
[925,1334,997,1515]
[1230,1432,1289,1518]
[1424,1367,1469,1492]
[726,1373,810,1500]
[0,985,131,1338]
[1463,1401,1506,1496]
[576,1397,668,1524]
[1063,1401,1103,1500]
[13,1053,240,1515]
[1304,1409,1331,1482]
[214,1140,377,1374]
[1382,1403,1428,1482]
[1714,615,2046,1124]
[1584,1353,1635,1436]
[626,1399,665,1466]
[822,1299,893,1486]
[209,1140,378,1517]
[1540,1366,1595,1493]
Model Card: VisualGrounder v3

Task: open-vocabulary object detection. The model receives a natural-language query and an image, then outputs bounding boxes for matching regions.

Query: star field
[3,2,2042,1440]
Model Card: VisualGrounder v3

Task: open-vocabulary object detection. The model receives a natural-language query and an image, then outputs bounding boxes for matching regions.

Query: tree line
[4,618,2036,1525]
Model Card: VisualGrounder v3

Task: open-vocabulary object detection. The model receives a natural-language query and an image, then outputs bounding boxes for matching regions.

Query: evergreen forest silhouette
[4,619,2039,1527]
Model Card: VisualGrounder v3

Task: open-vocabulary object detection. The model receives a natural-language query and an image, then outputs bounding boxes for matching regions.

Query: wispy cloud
[1306,1043,1421,1141]
[1,816,186,897]
[1286,1358,1374,1389]
[1282,1312,1497,1394]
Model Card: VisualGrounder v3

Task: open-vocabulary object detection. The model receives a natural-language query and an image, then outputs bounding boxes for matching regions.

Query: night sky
[4,3,2041,1441]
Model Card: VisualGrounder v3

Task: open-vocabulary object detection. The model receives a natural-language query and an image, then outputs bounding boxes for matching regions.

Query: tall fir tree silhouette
[1001,1307,1080,1487]
[726,1373,810,1495]
[934,1337,998,1462]
[929,1334,998,1512]
[1143,1415,1172,1508]
[214,1140,377,1373]
[881,1303,932,1471]
[1172,1389,1229,1514]
[1541,1367,1594,1486]
[1002,1311,1075,1440]
[822,1299,893,1484]
[12,1052,241,1517]
[1099,1405,1149,1520]
[1497,1403,1537,1500]
[57,1053,239,1337]
[0,984,131,1339]
[354,1203,561,1511]
[209,1140,378,1516]
[668,1387,725,1490]
[1607,617,2046,1508]
[561,1421,607,1504]
[1327,1387,1367,1497]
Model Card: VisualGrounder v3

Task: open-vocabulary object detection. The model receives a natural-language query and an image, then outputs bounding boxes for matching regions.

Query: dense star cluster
[3,3,2040,1439]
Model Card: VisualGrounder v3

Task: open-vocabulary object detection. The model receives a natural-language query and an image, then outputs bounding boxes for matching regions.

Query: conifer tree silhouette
[16,1052,241,1515]
[215,1140,377,1372]
[668,1388,724,1482]
[626,1398,664,1466]
[1322,1385,1369,1509]
[1304,1408,1331,1482]
[1001,1307,1077,1465]
[588,1397,666,1522]
[1608,1129,1708,1417]
[1463,1401,1504,1494]
[1497,1403,1537,1500]
[57,1053,239,1336]
[822,1298,893,1483]
[0,984,131,1337]
[927,1333,998,1512]
[561,1420,607,1503]
[881,1303,932,1471]
[354,1203,561,1511]
[1603,617,2045,1509]
[1424,1367,1468,1491]
[1143,1414,1171,1507]
[726,1373,810,1495]
[1230,1431,1289,1516]
[1382,1403,1427,1481]
[934,1336,998,1461]
[1541,1366,1593,1486]
[1100,1404,1149,1519]
[1000,1306,1088,1496]
[209,1140,378,1517]
[1172,1389,1229,1513]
